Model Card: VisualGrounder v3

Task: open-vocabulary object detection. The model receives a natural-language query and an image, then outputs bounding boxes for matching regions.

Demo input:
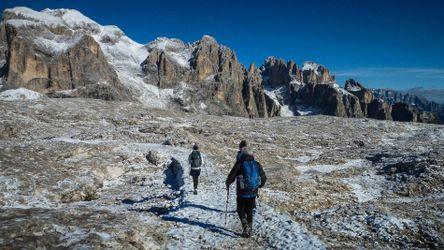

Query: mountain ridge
[0,7,440,123]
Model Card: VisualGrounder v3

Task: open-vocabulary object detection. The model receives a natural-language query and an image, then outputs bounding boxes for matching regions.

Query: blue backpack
[239,160,261,198]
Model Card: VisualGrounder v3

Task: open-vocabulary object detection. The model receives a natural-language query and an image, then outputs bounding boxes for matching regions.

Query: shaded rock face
[345,79,374,116]
[264,93,281,117]
[260,57,300,87]
[367,99,392,120]
[417,111,440,124]
[297,82,363,118]
[390,102,439,123]
[242,64,269,118]
[392,102,418,122]
[260,58,360,118]
[0,11,132,101]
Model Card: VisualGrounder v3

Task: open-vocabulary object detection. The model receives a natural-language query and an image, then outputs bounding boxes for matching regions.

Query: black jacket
[225,153,267,197]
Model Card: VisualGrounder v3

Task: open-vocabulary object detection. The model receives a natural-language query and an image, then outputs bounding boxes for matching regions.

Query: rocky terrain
[0,96,443,249]
[0,7,441,123]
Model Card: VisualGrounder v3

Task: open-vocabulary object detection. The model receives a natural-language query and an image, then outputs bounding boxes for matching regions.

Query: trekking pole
[225,187,229,225]
[257,190,260,209]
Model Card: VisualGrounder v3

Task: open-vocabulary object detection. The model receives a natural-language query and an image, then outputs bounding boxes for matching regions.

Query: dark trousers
[190,169,201,190]
[236,197,255,224]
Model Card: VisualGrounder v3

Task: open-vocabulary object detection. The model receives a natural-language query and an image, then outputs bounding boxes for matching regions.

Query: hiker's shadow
[162,215,241,238]
[174,201,231,213]
[121,194,175,205]
[131,200,235,215]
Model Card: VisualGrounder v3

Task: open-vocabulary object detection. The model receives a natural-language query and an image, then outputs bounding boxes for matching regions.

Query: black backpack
[190,151,202,169]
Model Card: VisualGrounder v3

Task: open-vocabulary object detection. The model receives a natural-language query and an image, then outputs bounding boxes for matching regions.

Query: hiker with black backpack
[226,142,267,238]
[188,144,203,195]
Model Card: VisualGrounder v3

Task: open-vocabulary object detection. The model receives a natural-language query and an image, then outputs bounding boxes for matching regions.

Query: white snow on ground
[87,140,325,248]
[262,188,292,201]
[285,150,322,163]
[38,138,325,248]
[297,159,370,175]
[161,158,325,249]
[0,88,44,101]
[0,175,57,209]
[342,173,386,202]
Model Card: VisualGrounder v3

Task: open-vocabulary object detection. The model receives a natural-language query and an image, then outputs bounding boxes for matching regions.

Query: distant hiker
[236,140,248,161]
[188,144,203,195]
[226,146,266,238]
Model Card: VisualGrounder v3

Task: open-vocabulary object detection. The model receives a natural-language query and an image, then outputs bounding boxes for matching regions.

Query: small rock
[146,150,162,165]
[163,138,175,146]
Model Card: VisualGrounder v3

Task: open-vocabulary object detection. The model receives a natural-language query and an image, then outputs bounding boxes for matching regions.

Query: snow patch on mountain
[146,37,192,68]
[302,61,321,75]
[5,19,38,27]
[348,85,362,92]
[5,7,64,27]
[297,159,370,175]
[264,87,294,117]
[43,8,98,31]
[34,33,84,54]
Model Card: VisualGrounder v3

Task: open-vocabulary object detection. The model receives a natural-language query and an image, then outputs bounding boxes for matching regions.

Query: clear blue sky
[2,0,444,90]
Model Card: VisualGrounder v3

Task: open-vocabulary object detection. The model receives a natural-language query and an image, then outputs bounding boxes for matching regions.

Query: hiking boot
[193,190,197,195]
[247,222,253,237]
[241,219,250,238]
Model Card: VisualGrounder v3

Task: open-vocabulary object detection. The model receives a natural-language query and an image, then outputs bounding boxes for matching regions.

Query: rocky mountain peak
[200,34,217,43]
[301,61,335,84]
[248,63,256,73]
[344,78,374,103]
[260,57,298,87]
[146,37,188,51]
[344,78,367,92]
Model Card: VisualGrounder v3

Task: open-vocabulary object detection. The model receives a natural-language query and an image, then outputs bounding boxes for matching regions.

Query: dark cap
[193,144,199,150]
[239,140,247,149]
